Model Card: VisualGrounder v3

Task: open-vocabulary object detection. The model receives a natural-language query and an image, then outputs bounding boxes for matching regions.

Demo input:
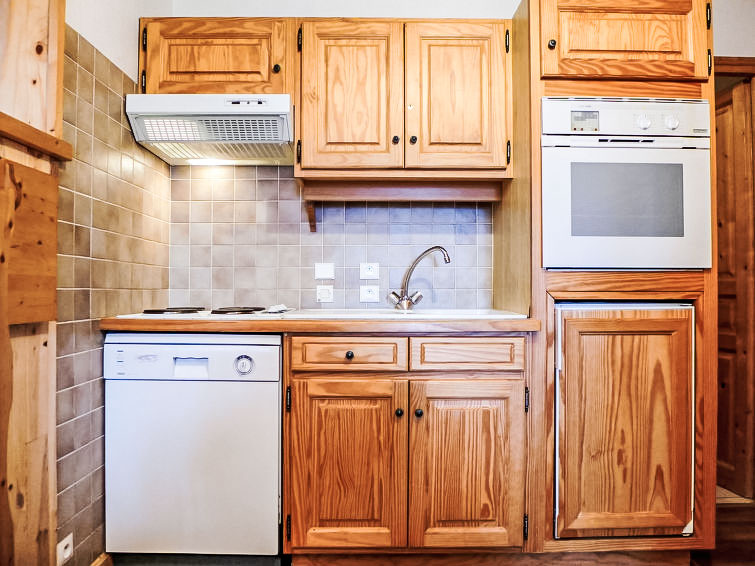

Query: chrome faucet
[389,246,451,311]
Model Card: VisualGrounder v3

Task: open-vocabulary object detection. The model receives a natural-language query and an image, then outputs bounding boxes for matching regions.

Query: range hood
[125,94,293,166]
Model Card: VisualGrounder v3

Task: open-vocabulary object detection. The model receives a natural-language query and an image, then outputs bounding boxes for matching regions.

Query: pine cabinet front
[556,305,694,538]
[409,380,525,548]
[140,18,296,95]
[540,0,709,80]
[300,21,405,168]
[289,379,408,549]
[404,22,509,168]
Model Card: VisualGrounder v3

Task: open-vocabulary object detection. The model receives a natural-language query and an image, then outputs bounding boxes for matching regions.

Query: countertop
[99,309,541,333]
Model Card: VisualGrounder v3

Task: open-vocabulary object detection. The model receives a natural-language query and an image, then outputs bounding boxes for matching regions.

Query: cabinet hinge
[524,386,530,413]
[706,3,711,29]
[708,49,712,75]
[505,29,510,53]
[523,513,529,541]
[297,27,302,52]
[285,385,291,412]
[296,140,302,164]
[506,140,511,165]
[140,70,146,93]
[286,514,291,541]
[141,27,147,51]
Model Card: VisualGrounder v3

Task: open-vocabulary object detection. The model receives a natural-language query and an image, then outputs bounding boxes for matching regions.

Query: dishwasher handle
[173,356,210,379]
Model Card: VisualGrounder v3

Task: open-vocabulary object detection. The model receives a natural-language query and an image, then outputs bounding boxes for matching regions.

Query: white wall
[65,0,173,81]
[168,0,519,17]
[713,0,755,57]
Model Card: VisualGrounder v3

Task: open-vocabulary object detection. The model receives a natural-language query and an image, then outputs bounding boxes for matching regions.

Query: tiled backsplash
[56,25,171,565]
[169,165,493,309]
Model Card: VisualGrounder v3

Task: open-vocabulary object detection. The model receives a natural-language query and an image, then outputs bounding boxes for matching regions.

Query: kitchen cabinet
[540,0,710,80]
[138,18,297,96]
[286,336,527,551]
[298,20,510,173]
[555,304,694,538]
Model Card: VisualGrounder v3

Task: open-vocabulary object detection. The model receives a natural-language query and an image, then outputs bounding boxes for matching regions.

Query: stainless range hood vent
[126,94,293,166]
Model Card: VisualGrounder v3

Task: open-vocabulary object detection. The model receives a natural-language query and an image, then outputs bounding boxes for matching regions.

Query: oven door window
[571,162,684,237]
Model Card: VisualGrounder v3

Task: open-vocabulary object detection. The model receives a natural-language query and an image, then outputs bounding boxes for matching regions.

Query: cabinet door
[409,380,525,548]
[290,379,408,548]
[404,22,509,169]
[540,0,708,79]
[557,306,693,538]
[142,18,293,94]
[300,21,404,168]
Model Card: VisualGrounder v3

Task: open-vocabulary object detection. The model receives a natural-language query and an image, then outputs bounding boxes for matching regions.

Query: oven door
[542,143,711,269]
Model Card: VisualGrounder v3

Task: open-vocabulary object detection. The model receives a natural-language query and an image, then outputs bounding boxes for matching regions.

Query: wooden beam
[714,56,755,76]
[0,112,72,161]
[301,181,503,202]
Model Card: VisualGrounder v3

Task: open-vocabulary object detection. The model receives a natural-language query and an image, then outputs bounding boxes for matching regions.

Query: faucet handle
[409,291,423,305]
[388,291,402,305]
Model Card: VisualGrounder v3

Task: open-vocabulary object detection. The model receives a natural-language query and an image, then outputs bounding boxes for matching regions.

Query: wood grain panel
[300,21,404,168]
[546,271,705,293]
[404,22,508,168]
[290,379,408,548]
[142,18,295,95]
[1,160,57,325]
[409,337,525,371]
[0,0,65,137]
[542,79,703,98]
[291,336,408,371]
[409,380,525,548]
[715,80,755,497]
[557,307,693,538]
[540,0,707,79]
[0,112,71,161]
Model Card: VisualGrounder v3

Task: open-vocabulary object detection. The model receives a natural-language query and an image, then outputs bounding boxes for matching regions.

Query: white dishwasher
[104,333,281,555]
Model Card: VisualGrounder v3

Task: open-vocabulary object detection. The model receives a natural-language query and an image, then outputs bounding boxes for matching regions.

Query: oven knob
[664,115,680,130]
[636,114,652,130]
[235,355,254,375]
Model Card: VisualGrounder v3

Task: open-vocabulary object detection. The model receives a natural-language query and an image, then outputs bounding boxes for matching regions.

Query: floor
[691,487,755,566]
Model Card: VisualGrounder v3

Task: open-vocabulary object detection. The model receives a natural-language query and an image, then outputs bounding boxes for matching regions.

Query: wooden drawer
[409,337,525,371]
[290,337,409,371]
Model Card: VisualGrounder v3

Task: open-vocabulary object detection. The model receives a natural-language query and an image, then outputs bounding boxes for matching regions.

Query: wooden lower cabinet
[555,304,694,538]
[288,374,526,551]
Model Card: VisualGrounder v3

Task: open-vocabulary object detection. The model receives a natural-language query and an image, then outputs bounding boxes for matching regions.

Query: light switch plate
[314,262,335,280]
[360,285,380,303]
[316,285,334,303]
[360,262,379,280]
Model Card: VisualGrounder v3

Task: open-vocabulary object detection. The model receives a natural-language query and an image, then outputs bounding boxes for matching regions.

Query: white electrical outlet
[314,262,335,279]
[359,262,380,280]
[316,285,334,303]
[56,533,73,566]
[360,285,380,303]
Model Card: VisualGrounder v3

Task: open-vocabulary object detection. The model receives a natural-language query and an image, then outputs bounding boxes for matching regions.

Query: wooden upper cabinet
[300,21,404,168]
[404,22,509,168]
[140,18,296,95]
[540,0,709,80]
[409,380,525,548]
[556,305,694,538]
[289,379,408,549]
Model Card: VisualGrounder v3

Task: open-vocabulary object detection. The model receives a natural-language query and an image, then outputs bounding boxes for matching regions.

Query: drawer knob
[410,135,418,144]
[345,350,355,360]
[395,408,404,417]
[272,63,281,73]
[392,135,400,145]
[414,408,424,418]
[548,39,557,50]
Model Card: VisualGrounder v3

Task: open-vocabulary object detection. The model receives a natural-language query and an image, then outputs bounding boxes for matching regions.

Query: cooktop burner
[210,306,266,315]
[143,306,207,314]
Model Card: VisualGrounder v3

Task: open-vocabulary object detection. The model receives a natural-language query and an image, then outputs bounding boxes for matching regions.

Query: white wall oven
[541,97,711,269]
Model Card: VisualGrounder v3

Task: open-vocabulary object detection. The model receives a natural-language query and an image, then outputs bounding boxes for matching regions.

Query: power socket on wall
[56,533,73,566]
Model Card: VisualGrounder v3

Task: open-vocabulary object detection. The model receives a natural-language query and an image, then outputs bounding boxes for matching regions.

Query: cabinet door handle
[272,64,281,73]
[410,135,418,144]
[414,408,424,418]
[392,135,400,145]
[395,408,404,417]
[345,350,355,360]
[548,39,557,50]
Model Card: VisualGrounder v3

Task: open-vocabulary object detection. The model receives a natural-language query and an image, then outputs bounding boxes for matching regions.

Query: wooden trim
[295,167,512,181]
[0,112,72,161]
[301,182,502,202]
[91,553,114,566]
[714,56,755,76]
